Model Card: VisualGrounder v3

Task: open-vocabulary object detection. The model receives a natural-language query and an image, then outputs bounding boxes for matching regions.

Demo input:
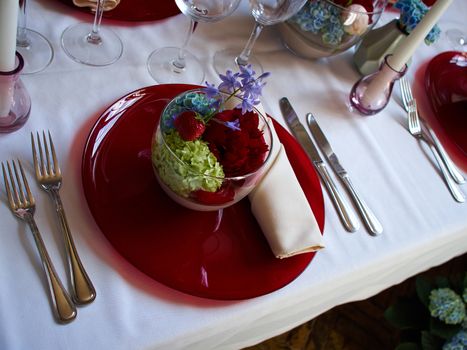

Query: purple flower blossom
[204,82,219,99]
[218,70,241,93]
[239,95,260,114]
[225,119,241,131]
[239,64,256,86]
[202,65,270,121]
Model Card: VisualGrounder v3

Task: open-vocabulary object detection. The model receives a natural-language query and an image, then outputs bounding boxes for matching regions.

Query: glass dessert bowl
[279,0,388,59]
[151,86,273,211]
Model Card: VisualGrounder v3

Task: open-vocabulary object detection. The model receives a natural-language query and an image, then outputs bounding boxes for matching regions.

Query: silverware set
[399,77,465,203]
[2,131,95,324]
[280,97,383,235]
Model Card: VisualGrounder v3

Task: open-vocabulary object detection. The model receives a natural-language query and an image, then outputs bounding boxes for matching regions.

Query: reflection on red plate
[59,0,180,22]
[82,84,324,300]
[420,51,467,171]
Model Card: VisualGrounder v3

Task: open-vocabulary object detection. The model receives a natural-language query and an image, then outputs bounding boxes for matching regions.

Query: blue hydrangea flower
[394,0,441,45]
[429,288,466,325]
[288,0,348,46]
[463,288,467,304]
[442,329,467,350]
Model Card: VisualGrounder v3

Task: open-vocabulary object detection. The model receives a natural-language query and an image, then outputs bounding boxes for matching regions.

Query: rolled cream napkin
[73,0,120,11]
[248,109,325,259]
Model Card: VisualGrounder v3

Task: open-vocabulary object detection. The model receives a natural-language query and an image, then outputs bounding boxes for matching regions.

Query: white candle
[0,0,19,117]
[0,0,19,72]
[388,0,453,71]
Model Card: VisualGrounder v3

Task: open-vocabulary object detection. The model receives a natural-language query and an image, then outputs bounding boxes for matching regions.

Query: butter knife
[279,97,359,233]
[306,113,383,236]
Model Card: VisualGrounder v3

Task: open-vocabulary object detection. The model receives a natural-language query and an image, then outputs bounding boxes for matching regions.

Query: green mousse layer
[152,131,224,197]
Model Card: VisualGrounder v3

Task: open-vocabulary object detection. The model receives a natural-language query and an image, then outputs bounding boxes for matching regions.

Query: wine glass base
[147,47,205,84]
[61,23,123,66]
[213,48,263,75]
[16,29,54,75]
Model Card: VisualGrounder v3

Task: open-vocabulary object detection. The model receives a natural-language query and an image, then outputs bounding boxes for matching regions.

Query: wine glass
[61,0,123,66]
[147,0,241,84]
[445,28,466,52]
[213,0,307,75]
[16,0,54,75]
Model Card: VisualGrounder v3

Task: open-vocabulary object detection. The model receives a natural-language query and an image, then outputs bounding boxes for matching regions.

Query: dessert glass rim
[158,88,274,182]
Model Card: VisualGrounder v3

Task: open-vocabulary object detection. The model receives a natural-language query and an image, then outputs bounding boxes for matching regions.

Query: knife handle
[315,163,359,232]
[341,175,383,236]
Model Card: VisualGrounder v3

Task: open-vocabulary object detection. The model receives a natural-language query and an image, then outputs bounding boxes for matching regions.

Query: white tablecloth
[0,1,466,349]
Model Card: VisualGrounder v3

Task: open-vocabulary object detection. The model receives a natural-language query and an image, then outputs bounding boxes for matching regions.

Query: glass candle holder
[0,52,31,133]
[349,55,407,116]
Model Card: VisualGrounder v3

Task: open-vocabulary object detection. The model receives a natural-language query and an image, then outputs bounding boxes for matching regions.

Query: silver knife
[279,97,359,233]
[306,113,383,236]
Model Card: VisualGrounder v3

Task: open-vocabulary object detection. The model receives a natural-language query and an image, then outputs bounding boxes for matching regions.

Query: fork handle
[428,144,465,203]
[426,127,465,184]
[50,190,96,305]
[25,215,77,323]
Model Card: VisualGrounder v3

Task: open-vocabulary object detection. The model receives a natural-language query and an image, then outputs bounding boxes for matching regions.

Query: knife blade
[279,97,359,233]
[306,112,383,236]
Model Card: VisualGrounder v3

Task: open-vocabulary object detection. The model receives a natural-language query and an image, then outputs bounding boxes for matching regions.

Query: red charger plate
[423,51,467,171]
[59,0,180,22]
[81,84,325,300]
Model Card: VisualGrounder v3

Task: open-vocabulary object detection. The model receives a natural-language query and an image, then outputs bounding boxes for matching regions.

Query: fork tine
[31,132,41,179]
[12,160,27,206]
[17,159,34,206]
[6,161,21,206]
[2,162,15,209]
[399,78,409,111]
[42,131,52,176]
[48,131,60,176]
[36,131,47,176]
[405,78,414,101]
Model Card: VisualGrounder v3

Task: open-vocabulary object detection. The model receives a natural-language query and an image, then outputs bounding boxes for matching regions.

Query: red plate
[59,0,180,22]
[418,51,467,171]
[82,84,325,300]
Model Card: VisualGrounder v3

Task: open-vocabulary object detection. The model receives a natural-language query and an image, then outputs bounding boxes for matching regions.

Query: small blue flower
[463,288,467,304]
[429,288,466,325]
[204,81,219,99]
[238,64,256,87]
[442,329,467,350]
[394,0,441,45]
[224,120,241,131]
[237,95,259,114]
[218,70,241,93]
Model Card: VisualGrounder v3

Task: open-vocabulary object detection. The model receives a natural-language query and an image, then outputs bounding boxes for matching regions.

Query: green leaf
[420,331,442,350]
[385,298,429,330]
[430,317,461,340]
[396,342,422,350]
[435,277,450,289]
[416,277,433,307]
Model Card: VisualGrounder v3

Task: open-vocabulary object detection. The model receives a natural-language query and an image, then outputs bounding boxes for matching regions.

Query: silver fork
[400,77,465,185]
[400,78,465,203]
[31,131,96,305]
[2,160,77,323]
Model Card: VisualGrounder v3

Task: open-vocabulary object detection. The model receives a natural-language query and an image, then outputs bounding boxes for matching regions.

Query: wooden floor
[245,254,467,350]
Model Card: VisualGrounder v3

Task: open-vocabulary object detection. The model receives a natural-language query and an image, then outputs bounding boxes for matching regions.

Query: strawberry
[174,111,206,141]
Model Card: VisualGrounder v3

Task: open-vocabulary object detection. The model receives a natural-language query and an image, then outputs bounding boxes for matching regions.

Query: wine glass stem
[17,0,29,47]
[87,0,105,45]
[173,19,196,71]
[236,22,264,67]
